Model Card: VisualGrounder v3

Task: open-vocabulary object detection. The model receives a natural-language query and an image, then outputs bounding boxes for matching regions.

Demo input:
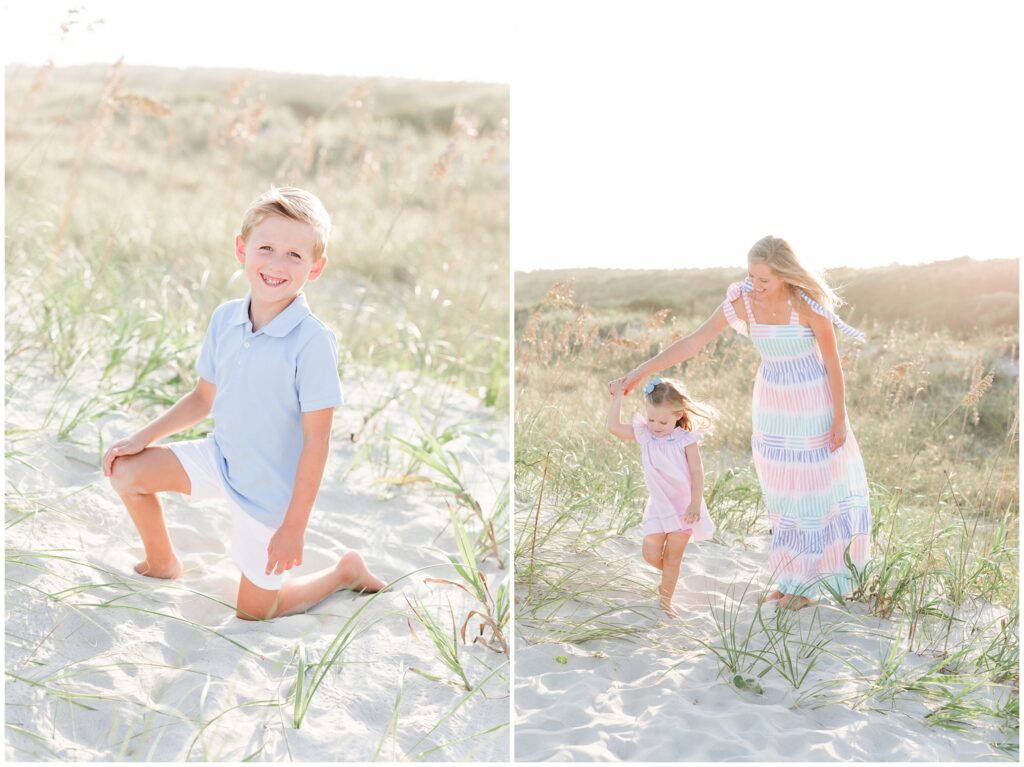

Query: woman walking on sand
[610,236,871,609]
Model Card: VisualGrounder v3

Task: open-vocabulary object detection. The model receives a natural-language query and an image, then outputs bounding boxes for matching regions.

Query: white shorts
[166,436,285,591]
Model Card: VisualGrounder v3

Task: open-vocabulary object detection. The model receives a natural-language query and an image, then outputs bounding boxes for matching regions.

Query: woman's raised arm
[613,303,731,395]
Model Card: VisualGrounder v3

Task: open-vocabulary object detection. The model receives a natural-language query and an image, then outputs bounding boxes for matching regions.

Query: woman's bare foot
[778,594,814,610]
[133,556,182,579]
[759,589,785,604]
[334,550,386,594]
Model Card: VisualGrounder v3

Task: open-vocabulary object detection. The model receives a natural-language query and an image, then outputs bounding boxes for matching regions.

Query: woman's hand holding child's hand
[608,379,626,397]
[607,370,642,397]
[102,434,149,477]
[266,524,305,576]
[608,375,639,396]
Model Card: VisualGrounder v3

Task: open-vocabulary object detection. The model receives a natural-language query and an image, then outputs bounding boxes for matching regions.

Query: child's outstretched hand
[102,434,149,477]
[266,524,305,576]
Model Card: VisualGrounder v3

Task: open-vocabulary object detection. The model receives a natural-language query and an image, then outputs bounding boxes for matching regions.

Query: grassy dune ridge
[514,263,1018,756]
[516,258,1019,337]
[7,63,509,413]
[5,63,509,760]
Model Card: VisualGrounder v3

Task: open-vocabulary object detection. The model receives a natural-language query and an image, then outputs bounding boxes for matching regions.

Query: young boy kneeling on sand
[104,186,385,620]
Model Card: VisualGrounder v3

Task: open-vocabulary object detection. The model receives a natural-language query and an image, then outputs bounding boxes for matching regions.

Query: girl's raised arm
[606,385,635,442]
[617,304,731,394]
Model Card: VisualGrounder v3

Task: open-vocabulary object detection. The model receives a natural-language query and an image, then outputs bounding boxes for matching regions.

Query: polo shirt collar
[229,293,312,337]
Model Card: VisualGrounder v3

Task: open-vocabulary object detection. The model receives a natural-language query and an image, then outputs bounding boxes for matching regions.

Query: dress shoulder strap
[721,284,748,336]
[740,289,754,322]
[728,278,865,341]
[795,289,866,341]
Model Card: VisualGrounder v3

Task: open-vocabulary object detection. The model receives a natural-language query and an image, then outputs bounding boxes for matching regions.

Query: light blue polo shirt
[195,292,342,529]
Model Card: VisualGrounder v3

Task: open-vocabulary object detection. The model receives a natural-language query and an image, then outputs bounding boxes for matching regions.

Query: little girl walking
[607,377,716,618]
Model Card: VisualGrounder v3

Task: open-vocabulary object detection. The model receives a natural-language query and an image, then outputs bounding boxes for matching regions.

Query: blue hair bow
[643,377,662,396]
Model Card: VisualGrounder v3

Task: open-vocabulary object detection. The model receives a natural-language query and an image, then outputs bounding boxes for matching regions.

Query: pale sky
[512,0,1021,271]
[3,0,508,83]
[4,1,1020,273]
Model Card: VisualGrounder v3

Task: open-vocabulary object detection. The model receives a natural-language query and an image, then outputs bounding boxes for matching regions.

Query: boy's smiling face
[235,214,325,309]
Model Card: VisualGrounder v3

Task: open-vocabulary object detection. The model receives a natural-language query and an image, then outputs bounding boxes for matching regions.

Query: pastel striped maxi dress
[722,281,871,597]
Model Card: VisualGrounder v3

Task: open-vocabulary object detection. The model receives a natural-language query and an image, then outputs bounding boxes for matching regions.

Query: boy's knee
[235,587,280,621]
[235,602,269,620]
[109,459,138,497]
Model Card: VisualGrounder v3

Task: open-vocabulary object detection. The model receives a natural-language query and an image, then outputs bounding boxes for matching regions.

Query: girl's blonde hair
[747,235,842,312]
[240,186,332,259]
[645,378,716,433]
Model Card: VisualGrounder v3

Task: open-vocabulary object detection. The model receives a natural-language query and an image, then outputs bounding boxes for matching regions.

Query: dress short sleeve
[296,328,343,412]
[631,414,652,444]
[679,429,705,448]
[722,282,748,337]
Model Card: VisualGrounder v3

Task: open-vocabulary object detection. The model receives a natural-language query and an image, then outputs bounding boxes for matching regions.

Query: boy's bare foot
[133,556,182,579]
[334,550,386,594]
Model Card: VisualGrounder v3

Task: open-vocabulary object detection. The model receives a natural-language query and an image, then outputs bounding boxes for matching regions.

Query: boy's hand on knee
[266,525,304,576]
[103,434,149,476]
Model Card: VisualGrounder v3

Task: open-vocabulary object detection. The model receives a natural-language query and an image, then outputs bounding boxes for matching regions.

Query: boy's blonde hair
[748,235,842,312]
[240,186,331,259]
[645,378,716,433]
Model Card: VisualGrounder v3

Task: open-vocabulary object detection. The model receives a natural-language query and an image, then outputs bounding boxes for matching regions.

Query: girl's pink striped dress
[722,282,871,597]
[632,415,716,541]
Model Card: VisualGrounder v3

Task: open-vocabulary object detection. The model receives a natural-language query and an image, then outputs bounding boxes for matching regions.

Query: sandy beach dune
[515,529,1014,762]
[6,366,509,761]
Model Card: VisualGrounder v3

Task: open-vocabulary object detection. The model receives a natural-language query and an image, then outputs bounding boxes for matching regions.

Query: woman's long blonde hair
[748,236,842,312]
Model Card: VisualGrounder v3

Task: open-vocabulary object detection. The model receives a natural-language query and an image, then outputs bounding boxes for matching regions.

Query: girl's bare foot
[133,556,182,579]
[334,550,386,594]
[659,597,680,619]
[657,586,679,619]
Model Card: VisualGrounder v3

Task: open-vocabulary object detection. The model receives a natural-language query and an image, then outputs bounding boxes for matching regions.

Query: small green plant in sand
[384,418,507,568]
[406,596,474,690]
[427,504,508,654]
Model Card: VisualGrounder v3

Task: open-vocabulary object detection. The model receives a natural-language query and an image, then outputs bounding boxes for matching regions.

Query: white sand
[515,530,1015,761]
[5,365,509,761]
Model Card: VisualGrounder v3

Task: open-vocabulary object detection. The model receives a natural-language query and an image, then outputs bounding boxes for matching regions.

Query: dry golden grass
[515,276,1019,606]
